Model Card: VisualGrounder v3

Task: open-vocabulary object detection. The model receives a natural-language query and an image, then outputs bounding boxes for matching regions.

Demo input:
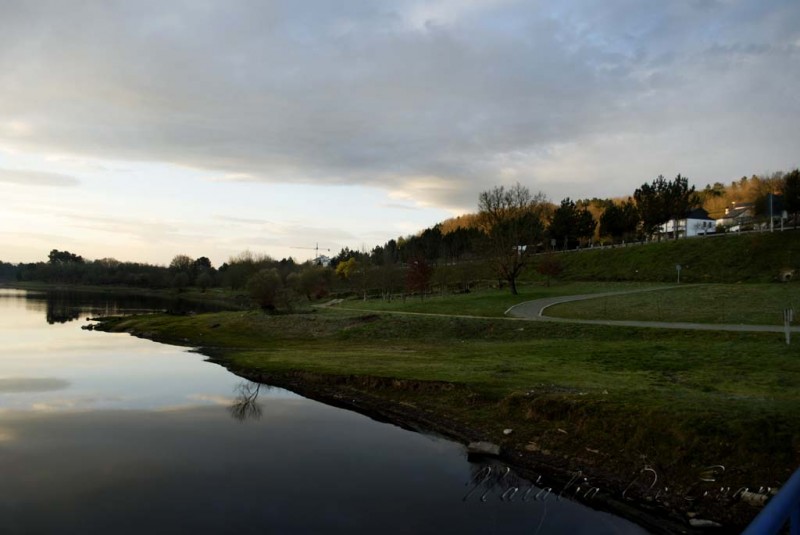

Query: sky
[1,0,798,266]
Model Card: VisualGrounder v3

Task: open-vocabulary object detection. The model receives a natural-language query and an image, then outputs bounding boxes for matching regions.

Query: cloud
[49,211,187,250]
[381,203,419,211]
[0,377,70,394]
[212,215,274,226]
[0,0,797,210]
[0,168,79,187]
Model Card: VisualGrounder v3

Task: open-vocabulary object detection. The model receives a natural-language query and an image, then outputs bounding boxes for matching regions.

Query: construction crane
[290,243,331,261]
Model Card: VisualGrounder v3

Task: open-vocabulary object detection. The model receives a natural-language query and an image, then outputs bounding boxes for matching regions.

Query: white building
[661,208,717,238]
[715,202,754,232]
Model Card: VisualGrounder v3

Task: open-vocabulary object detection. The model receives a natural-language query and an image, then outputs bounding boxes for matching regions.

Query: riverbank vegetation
[95,287,800,530]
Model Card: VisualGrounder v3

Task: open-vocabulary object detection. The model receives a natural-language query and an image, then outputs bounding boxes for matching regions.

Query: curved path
[505,285,800,333]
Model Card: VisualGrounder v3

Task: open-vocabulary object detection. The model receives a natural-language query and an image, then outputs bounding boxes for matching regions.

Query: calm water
[0,289,648,534]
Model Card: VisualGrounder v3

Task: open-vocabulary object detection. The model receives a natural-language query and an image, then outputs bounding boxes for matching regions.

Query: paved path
[505,285,800,333]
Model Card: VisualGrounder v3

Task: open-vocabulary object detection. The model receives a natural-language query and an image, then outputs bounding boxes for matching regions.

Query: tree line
[3,168,798,304]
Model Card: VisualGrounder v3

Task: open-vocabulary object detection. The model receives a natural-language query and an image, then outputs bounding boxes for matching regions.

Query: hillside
[542,230,800,283]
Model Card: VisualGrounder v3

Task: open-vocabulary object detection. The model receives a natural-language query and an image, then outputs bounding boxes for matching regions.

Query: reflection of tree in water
[45,294,81,324]
[229,381,263,422]
[32,290,229,325]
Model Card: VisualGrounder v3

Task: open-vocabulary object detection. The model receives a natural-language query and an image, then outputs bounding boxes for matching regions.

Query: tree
[246,268,282,310]
[223,251,272,290]
[171,272,190,292]
[634,175,669,239]
[48,249,84,264]
[335,257,358,280]
[169,254,193,272]
[193,256,212,271]
[634,174,697,240]
[548,198,596,249]
[535,254,563,287]
[477,183,548,295]
[405,257,433,299]
[599,199,640,242]
[297,265,331,300]
[196,271,213,292]
[663,174,697,239]
[784,169,800,228]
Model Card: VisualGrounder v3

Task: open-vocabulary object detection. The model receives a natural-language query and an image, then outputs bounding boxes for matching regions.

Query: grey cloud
[0,377,70,394]
[0,0,797,209]
[0,168,79,187]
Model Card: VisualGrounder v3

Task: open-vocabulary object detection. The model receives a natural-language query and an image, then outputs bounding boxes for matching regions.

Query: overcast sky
[1,0,798,265]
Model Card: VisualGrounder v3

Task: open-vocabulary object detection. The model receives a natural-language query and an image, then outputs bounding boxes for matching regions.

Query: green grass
[547,283,800,325]
[338,281,659,317]
[98,306,800,509]
[101,308,800,405]
[548,230,800,283]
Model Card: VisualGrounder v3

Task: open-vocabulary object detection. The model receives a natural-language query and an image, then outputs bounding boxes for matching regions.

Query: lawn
[337,281,659,317]
[546,283,800,325]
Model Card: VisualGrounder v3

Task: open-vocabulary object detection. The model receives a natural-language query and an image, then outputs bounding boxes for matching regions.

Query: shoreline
[204,359,697,534]
[91,305,795,534]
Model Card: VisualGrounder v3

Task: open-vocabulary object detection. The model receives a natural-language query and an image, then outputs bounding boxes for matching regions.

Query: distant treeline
[3,168,799,307]
[9,250,308,292]
[334,168,800,267]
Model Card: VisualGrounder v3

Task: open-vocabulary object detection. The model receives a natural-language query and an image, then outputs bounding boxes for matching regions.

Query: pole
[770,193,774,233]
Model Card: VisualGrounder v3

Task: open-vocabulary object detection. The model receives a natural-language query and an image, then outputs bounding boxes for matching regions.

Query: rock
[524,442,540,452]
[467,441,501,457]
[503,428,513,435]
[741,490,769,506]
[688,519,722,528]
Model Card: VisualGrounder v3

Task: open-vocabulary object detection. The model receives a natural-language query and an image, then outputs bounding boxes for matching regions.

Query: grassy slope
[548,231,800,283]
[548,283,800,325]
[99,304,800,526]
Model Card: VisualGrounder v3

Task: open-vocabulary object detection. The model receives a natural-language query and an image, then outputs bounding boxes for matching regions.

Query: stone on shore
[467,441,501,457]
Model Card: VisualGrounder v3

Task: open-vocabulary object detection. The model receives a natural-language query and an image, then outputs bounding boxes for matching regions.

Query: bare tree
[477,183,548,295]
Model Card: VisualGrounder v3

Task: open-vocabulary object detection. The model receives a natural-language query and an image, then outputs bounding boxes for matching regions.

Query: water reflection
[228,381,263,422]
[0,377,70,393]
[42,292,82,323]
[0,288,231,324]
[0,288,648,534]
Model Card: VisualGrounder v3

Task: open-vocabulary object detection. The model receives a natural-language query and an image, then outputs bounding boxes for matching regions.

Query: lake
[0,289,648,534]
